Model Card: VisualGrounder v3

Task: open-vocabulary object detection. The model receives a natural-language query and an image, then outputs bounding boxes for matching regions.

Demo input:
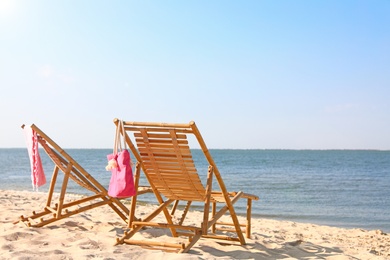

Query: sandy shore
[1,190,389,260]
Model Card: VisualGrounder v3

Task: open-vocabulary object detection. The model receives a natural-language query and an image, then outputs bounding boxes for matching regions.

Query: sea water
[1,148,389,232]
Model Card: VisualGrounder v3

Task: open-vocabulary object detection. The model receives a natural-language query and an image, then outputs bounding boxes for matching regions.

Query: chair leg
[246,198,252,238]
[128,162,142,227]
[207,192,246,245]
[170,200,180,215]
[56,163,72,218]
[179,232,202,253]
[178,201,191,226]
[46,166,59,208]
[211,202,217,233]
[116,199,175,245]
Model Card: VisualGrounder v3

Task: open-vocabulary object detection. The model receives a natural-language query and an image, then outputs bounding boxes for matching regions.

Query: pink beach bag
[106,120,136,198]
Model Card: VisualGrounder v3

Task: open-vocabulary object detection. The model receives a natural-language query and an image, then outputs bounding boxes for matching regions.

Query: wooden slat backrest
[120,120,235,205]
[133,127,206,201]
[119,121,207,201]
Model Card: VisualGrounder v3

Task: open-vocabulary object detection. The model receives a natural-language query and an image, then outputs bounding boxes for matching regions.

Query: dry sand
[1,190,389,259]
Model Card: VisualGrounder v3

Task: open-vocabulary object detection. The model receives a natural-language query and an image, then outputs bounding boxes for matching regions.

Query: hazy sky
[1,0,389,149]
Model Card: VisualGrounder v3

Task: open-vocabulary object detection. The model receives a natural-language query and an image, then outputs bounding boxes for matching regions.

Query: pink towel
[24,126,46,190]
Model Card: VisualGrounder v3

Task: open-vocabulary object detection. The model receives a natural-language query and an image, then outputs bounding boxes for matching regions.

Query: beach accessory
[23,125,46,191]
[106,120,136,198]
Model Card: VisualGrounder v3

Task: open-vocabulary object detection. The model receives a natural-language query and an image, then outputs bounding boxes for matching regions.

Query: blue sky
[1,0,389,149]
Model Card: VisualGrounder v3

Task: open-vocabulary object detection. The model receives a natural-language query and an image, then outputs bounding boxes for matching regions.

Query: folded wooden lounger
[17,124,151,228]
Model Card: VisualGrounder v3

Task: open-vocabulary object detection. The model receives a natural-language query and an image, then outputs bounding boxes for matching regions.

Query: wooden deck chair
[114,119,259,253]
[17,124,150,228]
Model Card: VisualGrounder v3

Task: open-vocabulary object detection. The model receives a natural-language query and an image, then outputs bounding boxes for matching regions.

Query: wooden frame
[16,124,145,227]
[114,119,259,253]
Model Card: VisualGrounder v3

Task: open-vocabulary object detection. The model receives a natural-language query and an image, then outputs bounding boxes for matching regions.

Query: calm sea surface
[1,148,389,232]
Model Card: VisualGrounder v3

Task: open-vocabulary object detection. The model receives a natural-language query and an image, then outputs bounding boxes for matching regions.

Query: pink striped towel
[24,126,46,190]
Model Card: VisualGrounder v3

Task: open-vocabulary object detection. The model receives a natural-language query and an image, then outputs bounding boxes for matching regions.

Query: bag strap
[113,119,127,154]
[120,119,127,150]
[113,120,120,154]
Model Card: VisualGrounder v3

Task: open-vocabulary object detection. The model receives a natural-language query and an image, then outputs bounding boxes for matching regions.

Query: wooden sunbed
[16,124,151,227]
[114,119,259,253]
